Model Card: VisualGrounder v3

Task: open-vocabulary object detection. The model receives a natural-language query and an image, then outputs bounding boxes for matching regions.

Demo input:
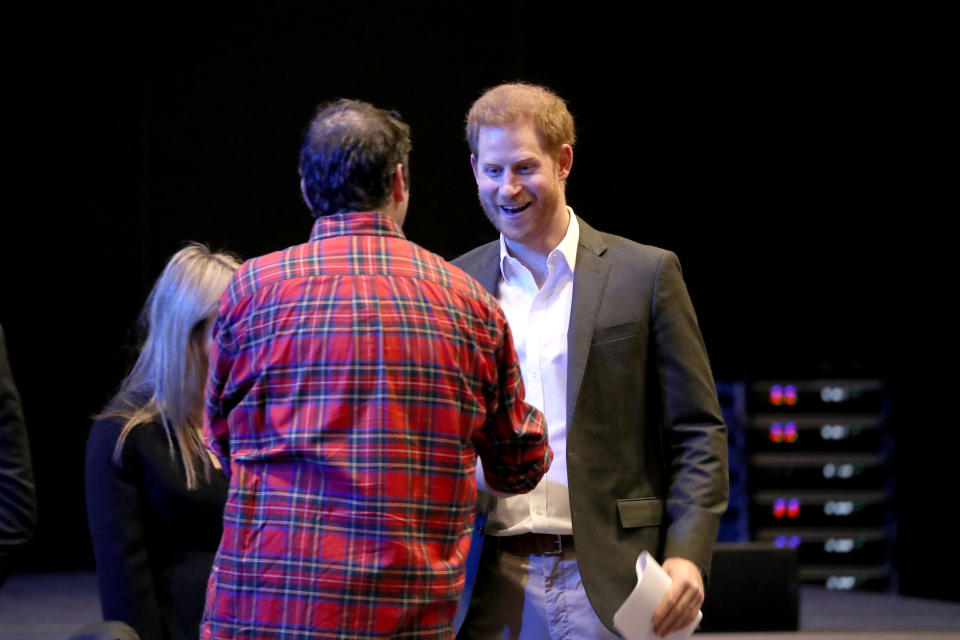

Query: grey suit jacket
[452,216,728,631]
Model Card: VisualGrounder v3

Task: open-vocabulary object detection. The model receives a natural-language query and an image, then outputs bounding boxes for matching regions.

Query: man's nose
[499,172,522,199]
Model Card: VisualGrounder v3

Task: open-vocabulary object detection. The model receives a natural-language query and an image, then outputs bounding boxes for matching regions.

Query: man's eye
[484,167,502,177]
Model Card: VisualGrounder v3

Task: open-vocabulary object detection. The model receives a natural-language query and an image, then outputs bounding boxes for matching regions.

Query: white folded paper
[612,551,702,640]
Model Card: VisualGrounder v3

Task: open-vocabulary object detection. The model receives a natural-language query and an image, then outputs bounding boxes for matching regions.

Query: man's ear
[300,177,314,212]
[391,164,407,203]
[470,154,479,181]
[556,144,573,181]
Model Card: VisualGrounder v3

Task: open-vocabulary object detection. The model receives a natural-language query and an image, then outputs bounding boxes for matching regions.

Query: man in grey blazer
[453,83,728,639]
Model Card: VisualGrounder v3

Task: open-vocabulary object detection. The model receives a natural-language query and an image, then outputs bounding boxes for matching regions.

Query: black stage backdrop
[3,5,955,600]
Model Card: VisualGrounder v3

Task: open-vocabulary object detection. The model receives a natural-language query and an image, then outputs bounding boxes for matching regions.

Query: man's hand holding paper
[613,552,703,640]
[652,557,705,636]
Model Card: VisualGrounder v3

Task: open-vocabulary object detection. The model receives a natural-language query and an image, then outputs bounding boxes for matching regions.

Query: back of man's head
[299,99,411,218]
[466,82,576,158]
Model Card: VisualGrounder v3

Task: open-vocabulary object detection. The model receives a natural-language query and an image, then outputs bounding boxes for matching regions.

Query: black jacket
[85,417,227,640]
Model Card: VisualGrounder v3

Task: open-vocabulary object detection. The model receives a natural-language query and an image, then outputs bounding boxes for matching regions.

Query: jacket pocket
[592,320,642,345]
[617,498,664,528]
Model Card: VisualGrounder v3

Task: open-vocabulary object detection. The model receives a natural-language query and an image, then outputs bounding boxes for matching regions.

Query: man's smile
[499,202,532,216]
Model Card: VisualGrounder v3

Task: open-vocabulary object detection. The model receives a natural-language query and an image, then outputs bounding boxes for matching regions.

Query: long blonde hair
[102,242,240,489]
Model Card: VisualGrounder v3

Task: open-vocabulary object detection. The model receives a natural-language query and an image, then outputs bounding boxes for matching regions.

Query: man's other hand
[651,556,704,637]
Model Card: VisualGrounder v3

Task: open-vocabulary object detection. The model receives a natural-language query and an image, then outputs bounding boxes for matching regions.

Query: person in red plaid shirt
[199,99,552,640]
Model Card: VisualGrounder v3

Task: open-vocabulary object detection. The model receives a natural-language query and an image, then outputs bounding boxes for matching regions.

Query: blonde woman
[85,243,239,640]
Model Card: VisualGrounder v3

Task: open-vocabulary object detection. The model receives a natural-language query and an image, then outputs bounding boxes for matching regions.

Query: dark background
[3,5,955,600]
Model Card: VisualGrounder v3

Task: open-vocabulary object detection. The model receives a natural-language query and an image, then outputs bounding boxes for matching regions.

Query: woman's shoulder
[87,415,126,456]
[89,414,165,444]
[86,415,168,470]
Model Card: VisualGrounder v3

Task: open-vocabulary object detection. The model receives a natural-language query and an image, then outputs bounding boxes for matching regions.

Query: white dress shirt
[476,211,579,536]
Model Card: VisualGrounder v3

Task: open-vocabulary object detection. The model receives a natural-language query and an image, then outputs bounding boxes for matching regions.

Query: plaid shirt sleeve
[202,286,249,480]
[472,316,552,494]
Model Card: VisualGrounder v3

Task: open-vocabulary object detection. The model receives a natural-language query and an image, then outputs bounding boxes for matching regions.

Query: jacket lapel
[474,243,502,296]
[567,217,610,422]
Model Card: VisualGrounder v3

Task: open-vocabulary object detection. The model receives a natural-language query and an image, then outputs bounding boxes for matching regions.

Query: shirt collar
[309,211,405,243]
[499,207,580,280]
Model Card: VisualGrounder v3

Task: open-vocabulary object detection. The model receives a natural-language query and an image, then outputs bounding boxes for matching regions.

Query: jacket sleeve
[85,420,164,640]
[652,251,729,576]
[0,324,36,554]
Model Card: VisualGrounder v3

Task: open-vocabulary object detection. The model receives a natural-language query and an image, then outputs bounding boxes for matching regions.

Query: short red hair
[466,82,576,157]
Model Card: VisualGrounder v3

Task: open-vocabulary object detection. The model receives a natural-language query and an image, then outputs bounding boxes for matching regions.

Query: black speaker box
[699,542,799,631]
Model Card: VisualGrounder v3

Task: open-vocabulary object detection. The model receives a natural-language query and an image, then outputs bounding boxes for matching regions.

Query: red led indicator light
[773,498,787,518]
[787,498,801,518]
[784,385,798,405]
[769,385,784,406]
[784,422,798,443]
[770,423,784,443]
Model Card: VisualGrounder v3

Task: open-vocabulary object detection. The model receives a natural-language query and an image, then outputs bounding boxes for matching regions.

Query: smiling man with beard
[453,82,728,639]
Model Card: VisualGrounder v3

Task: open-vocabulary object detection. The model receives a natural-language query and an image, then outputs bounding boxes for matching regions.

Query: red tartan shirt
[200,212,551,640]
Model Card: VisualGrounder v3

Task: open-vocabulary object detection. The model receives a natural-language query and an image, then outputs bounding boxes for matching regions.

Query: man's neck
[503,206,572,289]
